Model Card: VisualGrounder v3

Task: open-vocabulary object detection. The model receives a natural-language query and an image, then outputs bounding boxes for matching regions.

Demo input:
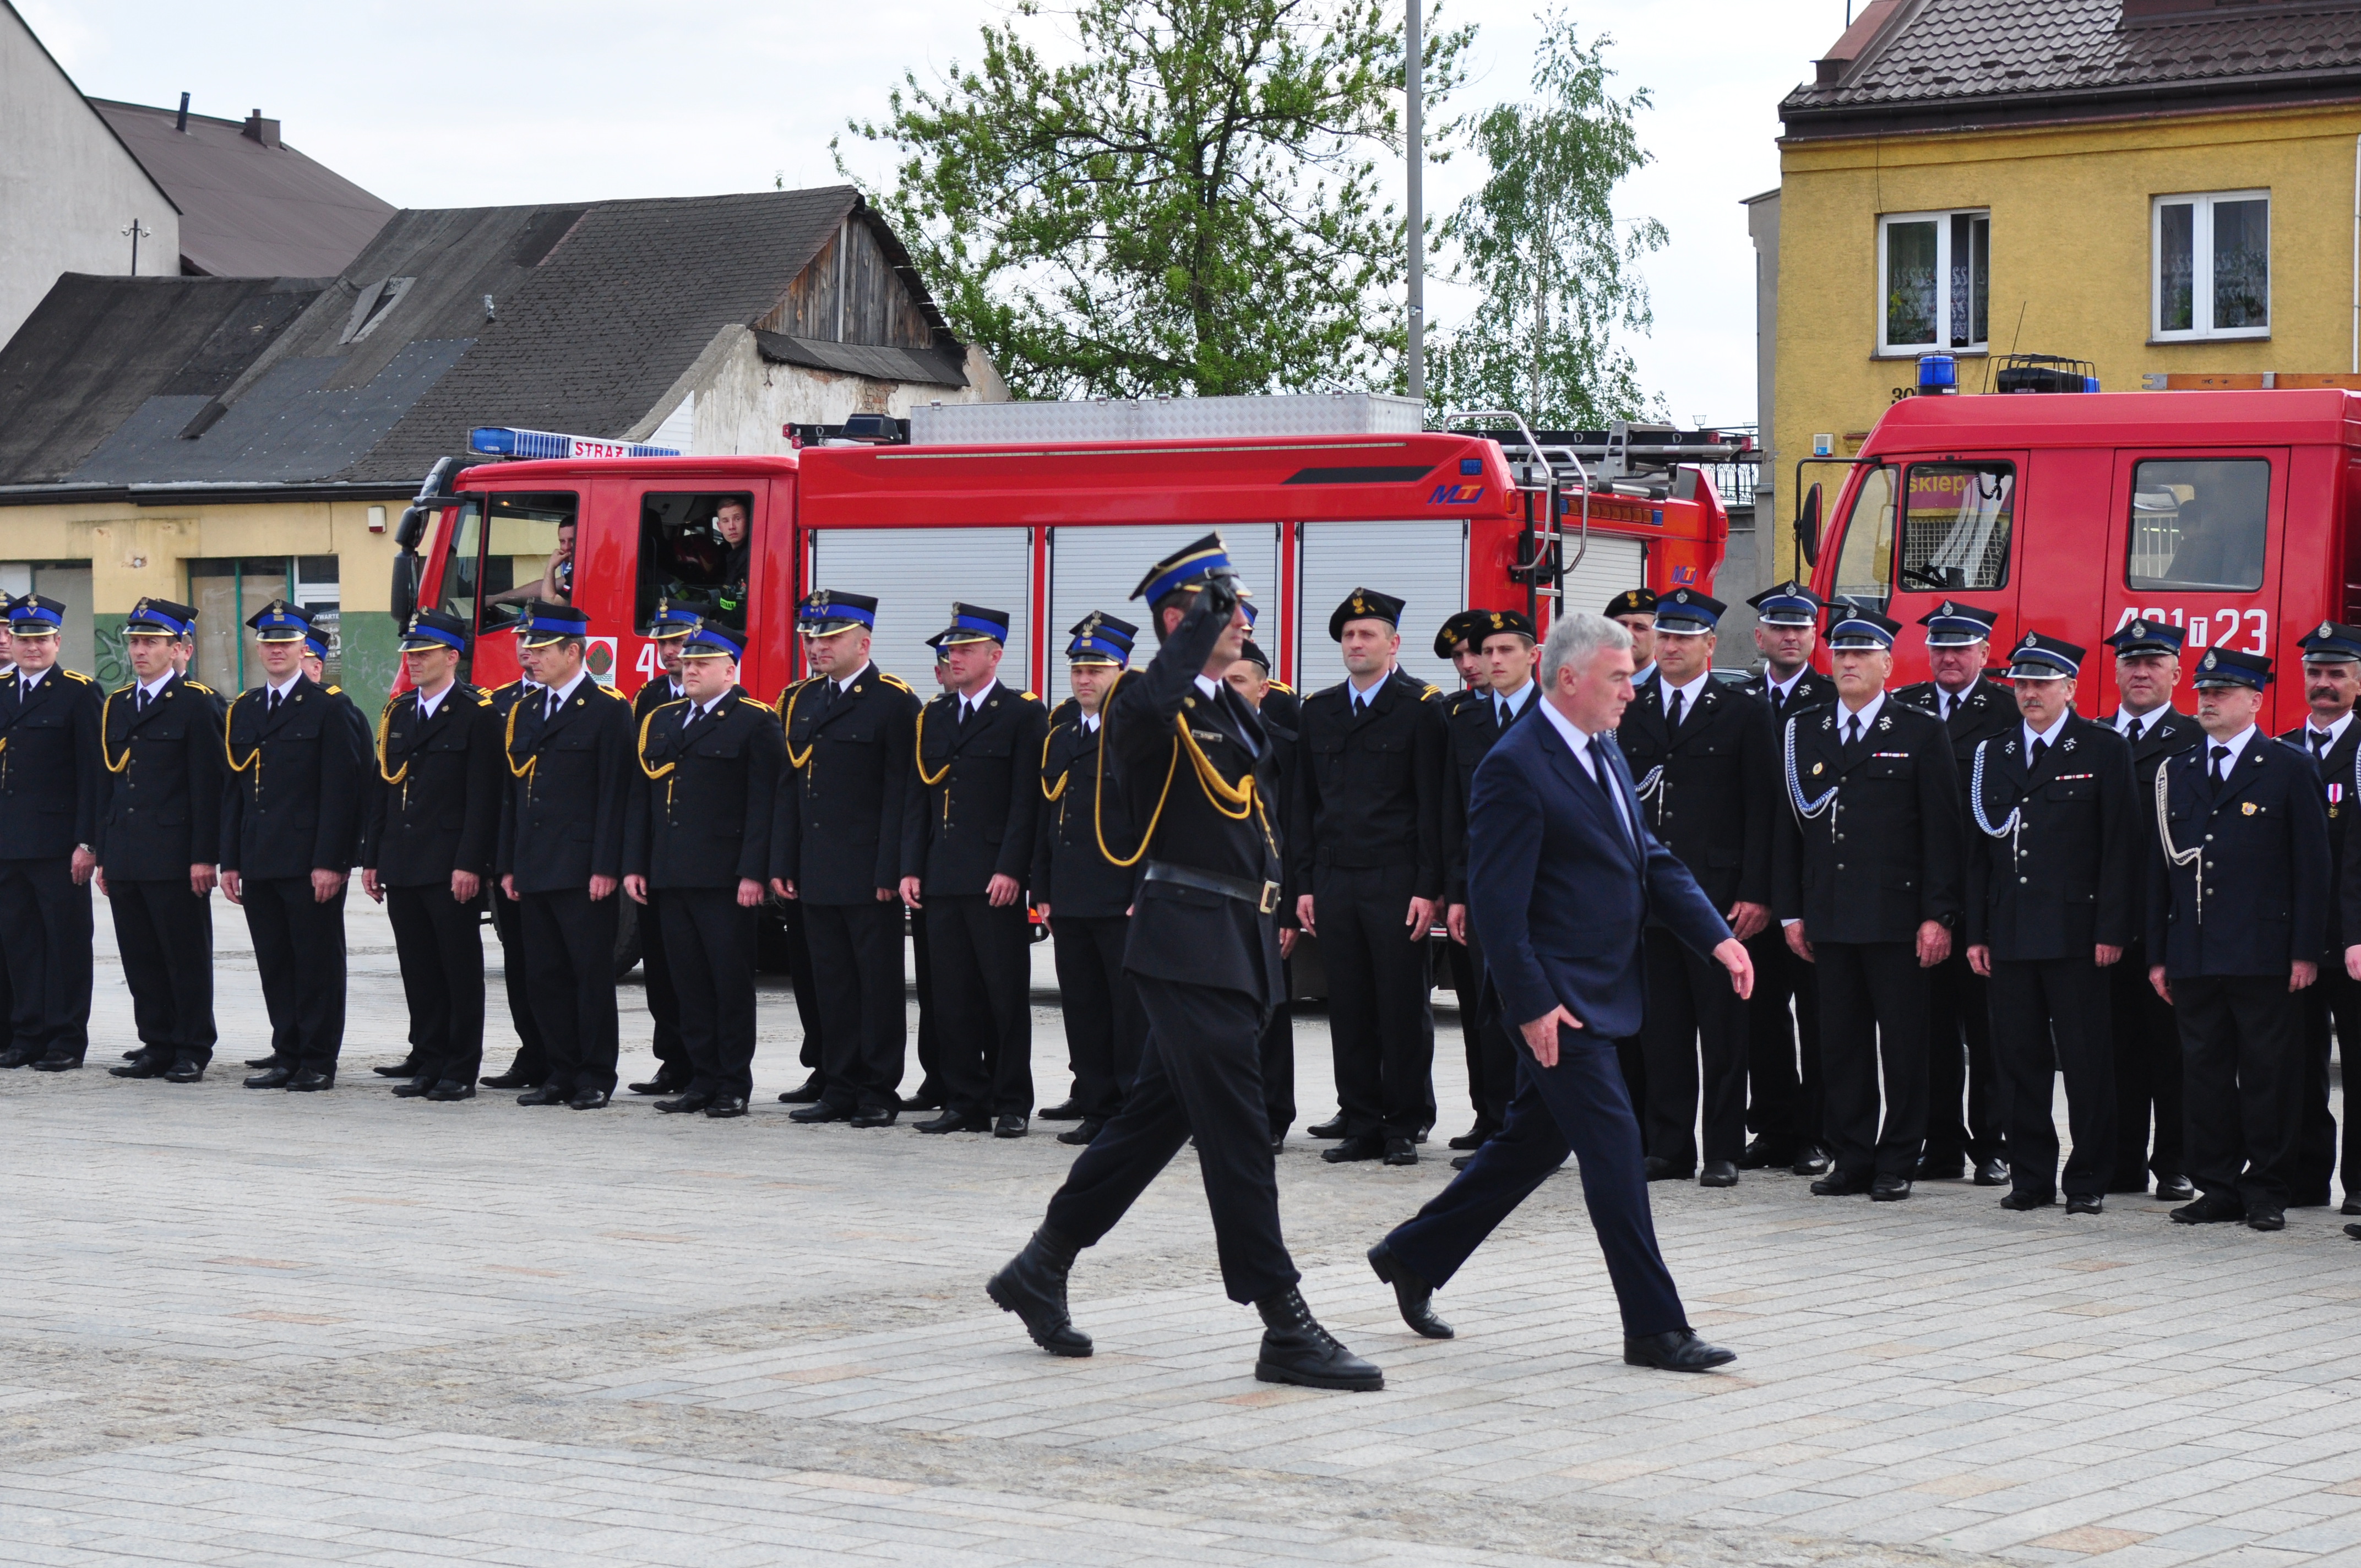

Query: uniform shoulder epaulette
[1269,679,1294,694]
[112,682,136,696]
[475,694,493,707]
[738,694,776,715]
[600,682,628,699]
[1419,683,1441,700]
[325,684,344,695]
[60,668,91,684]
[878,672,914,693]
[184,680,214,695]
[1020,689,1043,704]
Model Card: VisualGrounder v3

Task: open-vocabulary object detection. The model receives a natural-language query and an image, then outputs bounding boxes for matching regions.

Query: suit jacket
[363,683,502,886]
[625,689,784,889]
[1440,684,1537,905]
[1617,672,1776,917]
[1290,666,1447,897]
[2150,733,2328,976]
[219,675,366,879]
[1748,667,1838,727]
[1032,701,1140,919]
[1895,677,2015,790]
[497,677,633,894]
[1772,696,1965,944]
[902,679,1048,895]
[0,665,101,860]
[773,662,920,903]
[1962,713,2139,960]
[2281,718,2361,954]
[1467,710,1729,1040]
[96,673,224,878]
[1106,598,1285,1005]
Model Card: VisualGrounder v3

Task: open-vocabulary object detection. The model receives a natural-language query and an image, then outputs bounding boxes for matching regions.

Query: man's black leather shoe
[1736,1137,1786,1170]
[1383,1137,1417,1167]
[2342,1196,2361,1216]
[1270,1129,1287,1151]
[915,1108,989,1134]
[1305,1114,1347,1140]
[32,1055,81,1072]
[1057,1118,1103,1146]
[2248,1206,2287,1232]
[0,1048,37,1069]
[244,1056,278,1070]
[1792,1144,1832,1177]
[776,1073,824,1105]
[285,1071,333,1092]
[481,1070,538,1090]
[2155,1174,2195,1202]
[988,1228,1092,1356]
[244,1066,295,1090]
[110,1058,165,1079]
[1643,1157,1693,1182]
[165,1062,206,1084]
[2000,1190,2054,1211]
[424,1080,474,1101]
[995,1113,1029,1139]
[1870,1175,1912,1202]
[515,1085,568,1106]
[850,1106,898,1129]
[1446,1125,1495,1151]
[1367,1241,1452,1340]
[628,1076,689,1096]
[2066,1195,2102,1215]
[1323,1135,1386,1164]
[567,1087,612,1109]
[2346,1223,2361,1240]
[1450,1152,1475,1170]
[657,1093,716,1114]
[373,1059,422,1078]
[1699,1161,1738,1188]
[1914,1157,1966,1180]
[705,1096,748,1119]
[1624,1329,1736,1372]
[121,1048,142,1060]
[1036,1099,1083,1121]
[1973,1158,2010,1187]
[901,1090,943,1112]
[390,1079,433,1098]
[1254,1288,1383,1390]
[2172,1191,2244,1224]
[786,1101,847,1123]
[1810,1169,1872,1196]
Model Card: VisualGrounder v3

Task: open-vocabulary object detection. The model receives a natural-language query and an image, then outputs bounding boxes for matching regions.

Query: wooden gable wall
[760,215,936,349]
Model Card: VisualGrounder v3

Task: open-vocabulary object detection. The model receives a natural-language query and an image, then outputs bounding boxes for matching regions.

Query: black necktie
[1495,699,1509,732]
[1846,715,1863,749]
[268,688,282,715]
[1667,688,1687,730]
[2030,737,2048,769]
[137,688,150,713]
[957,699,971,727]
[1943,693,1956,722]
[546,691,561,722]
[2210,744,2230,786]
[2312,729,2330,755]
[681,703,698,733]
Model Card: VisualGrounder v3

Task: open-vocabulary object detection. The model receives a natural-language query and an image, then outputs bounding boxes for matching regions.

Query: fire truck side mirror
[390,552,421,626]
[1796,483,1823,568]
[394,504,429,551]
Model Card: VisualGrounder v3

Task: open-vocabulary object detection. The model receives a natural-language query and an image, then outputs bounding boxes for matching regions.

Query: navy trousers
[1386,1021,1689,1338]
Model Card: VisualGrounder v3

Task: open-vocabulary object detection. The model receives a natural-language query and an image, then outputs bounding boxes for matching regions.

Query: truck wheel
[613,895,643,979]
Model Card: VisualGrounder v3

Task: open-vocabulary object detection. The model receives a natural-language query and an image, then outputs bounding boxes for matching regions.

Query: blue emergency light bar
[469,427,681,460]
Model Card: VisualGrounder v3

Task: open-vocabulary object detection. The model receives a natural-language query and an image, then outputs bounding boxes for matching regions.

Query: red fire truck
[1795,385,2361,732]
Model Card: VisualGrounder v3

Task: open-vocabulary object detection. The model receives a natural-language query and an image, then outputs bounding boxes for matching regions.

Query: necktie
[2312,729,2330,755]
[1943,692,1957,722]
[137,688,150,714]
[1585,740,1635,848]
[2030,737,2048,769]
[957,699,971,727]
[681,703,698,734]
[1354,694,1368,717]
[268,688,282,715]
[1667,688,1687,730]
[546,690,561,722]
[1846,715,1863,748]
[1495,698,1510,732]
[2210,744,2230,786]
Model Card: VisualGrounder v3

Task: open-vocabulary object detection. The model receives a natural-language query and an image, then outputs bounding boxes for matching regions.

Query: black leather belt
[1144,861,1282,914]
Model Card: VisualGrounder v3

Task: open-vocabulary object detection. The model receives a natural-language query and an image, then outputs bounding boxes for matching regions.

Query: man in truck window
[489,521,575,609]
[2282,622,2361,1212]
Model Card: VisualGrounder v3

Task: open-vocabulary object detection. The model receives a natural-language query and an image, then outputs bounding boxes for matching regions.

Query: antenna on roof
[175,92,189,134]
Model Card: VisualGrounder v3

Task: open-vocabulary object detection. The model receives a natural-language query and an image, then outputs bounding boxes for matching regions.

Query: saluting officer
[1775,605,1963,1202]
[2150,646,2327,1233]
[1895,601,2012,1187]
[1607,588,1660,688]
[361,610,502,1102]
[2104,618,2203,1202]
[497,601,634,1110]
[0,595,101,1071]
[624,600,702,1098]
[479,641,551,1092]
[900,603,1049,1137]
[100,599,225,1083]
[1292,588,1447,1167]
[1619,589,1776,1187]
[1740,580,1837,1176]
[1963,634,2138,1214]
[221,600,366,1091]
[1438,609,1539,1167]
[2282,621,2361,1209]
[771,591,920,1127]
[1224,636,1302,1148]
[624,623,782,1119]
[1033,614,1147,1148]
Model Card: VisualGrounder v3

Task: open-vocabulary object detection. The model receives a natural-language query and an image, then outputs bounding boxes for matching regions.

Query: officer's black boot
[1254,1287,1384,1391]
[986,1227,1092,1357]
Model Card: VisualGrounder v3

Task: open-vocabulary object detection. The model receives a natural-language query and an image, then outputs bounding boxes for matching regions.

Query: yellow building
[1761,0,2361,582]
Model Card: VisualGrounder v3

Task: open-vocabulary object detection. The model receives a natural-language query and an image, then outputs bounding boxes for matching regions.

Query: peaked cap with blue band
[1826,603,1901,649]
[644,597,704,640]
[2007,631,2083,679]
[1748,579,1824,627]
[1918,599,2000,647]
[798,590,878,636]
[1131,533,1250,606]
[2192,645,2271,689]
[1065,611,1138,667]
[124,597,198,639]
[679,624,744,660]
[246,598,311,643]
[2300,619,2361,664]
[926,602,1010,649]
[1653,588,1725,635]
[398,609,470,654]
[7,594,66,635]
[516,600,591,648]
[303,631,331,660]
[2108,617,2186,657]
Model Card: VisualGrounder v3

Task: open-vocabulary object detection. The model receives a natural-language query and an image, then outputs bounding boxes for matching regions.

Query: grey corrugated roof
[89,100,393,279]
[753,329,967,388]
[1784,0,2361,130]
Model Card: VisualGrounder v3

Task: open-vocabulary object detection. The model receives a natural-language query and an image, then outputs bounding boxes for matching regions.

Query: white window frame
[1876,208,1989,357]
[2151,190,2271,342]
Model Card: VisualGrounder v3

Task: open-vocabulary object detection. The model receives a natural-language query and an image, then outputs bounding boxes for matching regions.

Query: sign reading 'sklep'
[1429,483,1487,505]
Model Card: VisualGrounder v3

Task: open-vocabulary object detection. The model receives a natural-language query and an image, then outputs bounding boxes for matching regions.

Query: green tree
[1430,12,1666,426]
[845,0,1470,399]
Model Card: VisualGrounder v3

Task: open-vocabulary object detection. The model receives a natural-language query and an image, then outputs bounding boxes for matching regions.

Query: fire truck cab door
[609,477,774,698]
[2099,447,2287,718]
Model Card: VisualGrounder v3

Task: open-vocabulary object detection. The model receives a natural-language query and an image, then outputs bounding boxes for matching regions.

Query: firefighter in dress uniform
[1739,580,1838,1175]
[624,600,702,1097]
[2281,620,2361,1209]
[1292,587,1448,1168]
[1775,605,1965,1202]
[497,601,635,1110]
[361,610,503,1101]
[101,599,225,1082]
[0,596,101,1072]
[1032,613,1147,1148]
[1223,635,1302,1148]
[1607,588,1660,688]
[221,601,366,1091]
[2104,618,2204,1202]
[2148,645,2327,1233]
[1437,608,1539,1168]
[624,623,782,1119]
[480,641,551,1091]
[899,603,1049,1137]
[1618,589,1777,1187]
[772,591,921,1127]
[1962,634,2139,1214]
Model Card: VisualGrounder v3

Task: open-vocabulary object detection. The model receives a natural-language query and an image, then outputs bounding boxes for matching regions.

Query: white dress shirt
[2022,710,2070,755]
[1539,698,1636,846]
[958,677,999,721]
[1660,669,1710,726]
[543,667,590,716]
[1192,673,1255,756]
[2204,723,2257,776]
[1832,689,1887,745]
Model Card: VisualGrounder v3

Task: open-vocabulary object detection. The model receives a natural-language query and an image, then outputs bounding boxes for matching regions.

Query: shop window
[2153,192,2268,340]
[1896,463,2012,592]
[635,493,754,633]
[2128,459,2270,592]
[1879,210,1988,355]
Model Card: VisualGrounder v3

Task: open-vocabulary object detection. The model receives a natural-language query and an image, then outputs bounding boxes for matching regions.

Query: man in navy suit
[1366,611,1748,1373]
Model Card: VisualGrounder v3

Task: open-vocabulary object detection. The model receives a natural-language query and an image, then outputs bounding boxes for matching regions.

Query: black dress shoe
[515,1085,568,1106]
[390,1079,434,1098]
[1643,1156,1693,1182]
[1810,1169,1872,1196]
[567,1087,612,1109]
[1791,1144,1832,1177]
[1913,1157,1965,1181]
[2066,1194,2103,1215]
[1624,1328,1736,1372]
[657,1092,717,1114]
[1870,1174,1912,1202]
[2347,1223,2361,1240]
[1323,1134,1386,1164]
[848,1106,898,1129]
[2155,1174,2195,1202]
[1450,1152,1474,1170]
[1973,1158,2010,1187]
[1305,1114,1347,1140]
[2344,1196,2361,1217]
[705,1096,748,1119]
[1383,1137,1417,1167]
[244,1066,295,1090]
[1737,1137,1787,1170]
[110,1058,166,1079]
[2172,1191,2245,1224]
[1254,1287,1383,1390]
[1270,1129,1287,1151]
[0,1048,37,1069]
[423,1080,474,1101]
[994,1113,1029,1139]
[481,1071,539,1090]
[1699,1161,1738,1188]
[2000,1190,2054,1211]
[628,1076,689,1097]
[1058,1118,1103,1146]
[121,1048,142,1060]
[2248,1206,2287,1232]
[1368,1241,1453,1340]
[32,1055,81,1072]
[900,1091,943,1112]
[1036,1099,1084,1121]
[787,1101,848,1123]
[244,1056,278,1070]
[915,1108,989,1134]
[164,1062,206,1084]
[776,1073,824,1105]
[1446,1125,1495,1152]
[285,1070,333,1092]
[987,1228,1092,1357]
[373,1059,423,1078]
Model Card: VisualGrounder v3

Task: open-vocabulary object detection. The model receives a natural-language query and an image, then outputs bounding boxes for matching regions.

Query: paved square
[3,893,2360,1566]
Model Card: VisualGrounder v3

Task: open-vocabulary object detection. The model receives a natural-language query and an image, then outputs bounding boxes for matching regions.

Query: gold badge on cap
[1489,612,1503,629]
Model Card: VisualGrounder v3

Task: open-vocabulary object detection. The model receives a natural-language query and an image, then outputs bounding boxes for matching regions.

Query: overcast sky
[28,0,1851,429]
